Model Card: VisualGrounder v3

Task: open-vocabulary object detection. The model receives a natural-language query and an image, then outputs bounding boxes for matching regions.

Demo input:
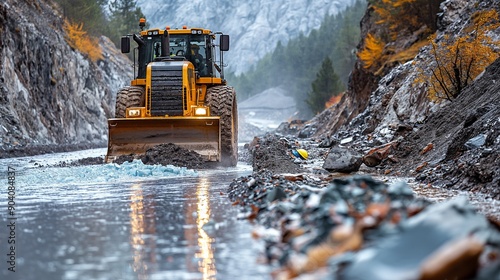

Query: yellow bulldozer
[105,19,238,166]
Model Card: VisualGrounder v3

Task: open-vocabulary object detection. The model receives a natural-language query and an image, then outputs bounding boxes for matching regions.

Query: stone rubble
[228,143,500,278]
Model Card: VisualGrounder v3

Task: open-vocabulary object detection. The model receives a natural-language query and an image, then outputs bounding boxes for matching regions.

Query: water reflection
[128,177,218,279]
[1,162,269,280]
[195,178,216,279]
[184,177,217,279]
[129,184,157,279]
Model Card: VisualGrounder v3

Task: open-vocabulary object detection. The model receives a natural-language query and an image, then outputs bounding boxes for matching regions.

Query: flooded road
[0,150,271,280]
[1,149,499,280]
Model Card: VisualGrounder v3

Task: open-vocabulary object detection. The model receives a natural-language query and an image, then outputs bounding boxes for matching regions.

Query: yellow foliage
[372,0,426,40]
[417,9,500,102]
[372,0,417,21]
[63,19,104,63]
[387,39,428,64]
[358,33,385,70]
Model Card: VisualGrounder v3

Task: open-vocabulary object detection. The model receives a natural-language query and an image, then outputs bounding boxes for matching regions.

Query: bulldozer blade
[105,117,221,163]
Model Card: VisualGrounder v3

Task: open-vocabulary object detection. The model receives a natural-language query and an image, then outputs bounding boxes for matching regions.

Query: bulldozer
[105,19,238,166]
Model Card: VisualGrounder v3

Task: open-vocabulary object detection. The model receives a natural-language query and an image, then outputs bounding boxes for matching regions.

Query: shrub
[416,10,500,102]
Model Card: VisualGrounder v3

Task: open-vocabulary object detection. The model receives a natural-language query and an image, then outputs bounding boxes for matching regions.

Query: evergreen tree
[108,0,147,46]
[55,0,108,36]
[227,0,367,117]
[306,57,345,114]
[331,10,361,82]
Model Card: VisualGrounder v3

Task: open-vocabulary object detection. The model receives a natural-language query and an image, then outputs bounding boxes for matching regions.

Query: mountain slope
[137,0,357,74]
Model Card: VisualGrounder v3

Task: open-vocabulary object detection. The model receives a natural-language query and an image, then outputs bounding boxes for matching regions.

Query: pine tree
[306,57,345,114]
[108,0,147,46]
[332,10,361,82]
[55,0,108,36]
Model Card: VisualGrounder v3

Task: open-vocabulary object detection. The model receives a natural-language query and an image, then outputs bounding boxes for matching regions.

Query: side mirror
[121,36,130,53]
[220,35,229,51]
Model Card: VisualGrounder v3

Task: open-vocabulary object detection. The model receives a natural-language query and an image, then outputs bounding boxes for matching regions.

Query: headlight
[194,107,208,116]
[127,109,141,117]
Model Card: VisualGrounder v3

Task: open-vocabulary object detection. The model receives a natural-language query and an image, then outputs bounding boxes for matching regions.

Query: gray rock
[465,134,487,149]
[341,196,498,280]
[322,147,363,173]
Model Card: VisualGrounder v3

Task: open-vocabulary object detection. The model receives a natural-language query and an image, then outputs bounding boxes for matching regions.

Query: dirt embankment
[232,55,500,277]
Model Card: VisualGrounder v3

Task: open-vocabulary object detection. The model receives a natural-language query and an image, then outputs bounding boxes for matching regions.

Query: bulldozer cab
[169,34,211,77]
[121,27,229,80]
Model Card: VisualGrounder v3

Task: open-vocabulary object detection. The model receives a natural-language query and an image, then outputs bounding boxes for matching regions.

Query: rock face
[395,58,500,197]
[0,0,131,150]
[138,0,357,74]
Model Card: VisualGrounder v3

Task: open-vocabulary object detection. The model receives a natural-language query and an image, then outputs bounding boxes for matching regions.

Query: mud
[34,143,216,170]
[52,157,104,167]
[113,143,217,170]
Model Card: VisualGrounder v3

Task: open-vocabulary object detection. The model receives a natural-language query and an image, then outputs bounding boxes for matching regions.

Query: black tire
[206,86,238,166]
[115,86,145,118]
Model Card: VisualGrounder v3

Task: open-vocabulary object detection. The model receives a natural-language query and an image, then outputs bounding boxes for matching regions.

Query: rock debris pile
[228,172,500,279]
[53,156,104,167]
[114,143,213,169]
[244,134,305,174]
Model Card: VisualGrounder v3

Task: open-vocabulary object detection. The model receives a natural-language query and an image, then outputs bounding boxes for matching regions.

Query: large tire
[206,86,238,166]
[115,86,145,118]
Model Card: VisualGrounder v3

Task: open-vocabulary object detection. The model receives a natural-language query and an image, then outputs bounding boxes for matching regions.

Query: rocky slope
[295,0,499,197]
[0,0,131,152]
[234,3,500,276]
[394,58,500,197]
[137,0,357,74]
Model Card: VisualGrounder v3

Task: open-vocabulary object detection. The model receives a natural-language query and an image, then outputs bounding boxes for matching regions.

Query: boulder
[323,147,363,173]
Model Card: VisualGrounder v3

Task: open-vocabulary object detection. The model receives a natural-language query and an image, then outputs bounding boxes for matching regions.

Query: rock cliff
[0,0,131,151]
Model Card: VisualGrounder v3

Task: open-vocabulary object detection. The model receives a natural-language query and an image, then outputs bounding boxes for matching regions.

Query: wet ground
[0,149,271,280]
[1,147,499,279]
[409,180,500,222]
